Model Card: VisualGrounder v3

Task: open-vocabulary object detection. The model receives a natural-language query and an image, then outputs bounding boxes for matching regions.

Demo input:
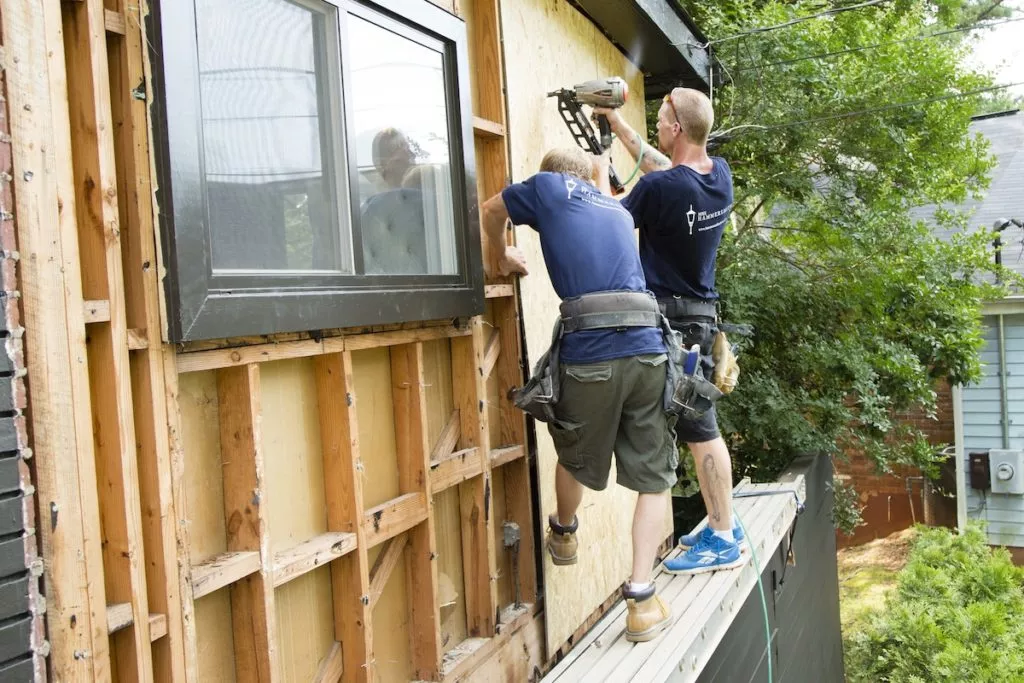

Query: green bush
[846,525,1024,682]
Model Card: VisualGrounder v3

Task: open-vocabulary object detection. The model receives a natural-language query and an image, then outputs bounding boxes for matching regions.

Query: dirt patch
[837,527,916,636]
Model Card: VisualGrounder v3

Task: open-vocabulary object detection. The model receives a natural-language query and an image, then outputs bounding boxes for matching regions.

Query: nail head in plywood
[190,550,260,600]
[271,532,358,588]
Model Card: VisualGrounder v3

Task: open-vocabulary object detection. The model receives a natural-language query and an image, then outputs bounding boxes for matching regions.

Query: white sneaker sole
[661,553,748,576]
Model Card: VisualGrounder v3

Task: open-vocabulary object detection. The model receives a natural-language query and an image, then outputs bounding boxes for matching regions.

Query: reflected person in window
[360,128,432,275]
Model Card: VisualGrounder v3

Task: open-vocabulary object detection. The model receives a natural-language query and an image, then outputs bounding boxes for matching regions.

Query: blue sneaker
[662,534,747,575]
[678,523,745,549]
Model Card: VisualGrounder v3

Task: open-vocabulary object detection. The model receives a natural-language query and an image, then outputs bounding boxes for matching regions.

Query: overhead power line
[732,16,1024,73]
[677,0,893,48]
[711,82,1024,139]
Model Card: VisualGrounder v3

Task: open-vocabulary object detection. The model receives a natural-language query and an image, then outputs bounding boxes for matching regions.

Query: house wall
[961,314,1024,549]
[4,0,545,681]
[835,379,954,547]
[501,0,673,656]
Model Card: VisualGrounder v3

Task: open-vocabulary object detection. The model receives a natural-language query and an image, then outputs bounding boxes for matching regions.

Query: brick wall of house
[836,379,955,547]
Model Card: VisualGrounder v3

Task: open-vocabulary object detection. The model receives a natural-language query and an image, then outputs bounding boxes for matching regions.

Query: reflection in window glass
[196,0,348,273]
[349,15,459,276]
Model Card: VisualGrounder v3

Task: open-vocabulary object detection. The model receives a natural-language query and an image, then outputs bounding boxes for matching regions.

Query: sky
[967,0,1024,98]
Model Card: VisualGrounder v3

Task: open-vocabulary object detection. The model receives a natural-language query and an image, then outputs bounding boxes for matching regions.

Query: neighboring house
[946,109,1024,560]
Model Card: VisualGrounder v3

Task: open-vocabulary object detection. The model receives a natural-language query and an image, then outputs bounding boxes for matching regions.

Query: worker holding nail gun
[594,87,747,576]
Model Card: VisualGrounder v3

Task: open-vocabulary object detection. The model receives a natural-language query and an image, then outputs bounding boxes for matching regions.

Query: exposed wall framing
[4,0,540,680]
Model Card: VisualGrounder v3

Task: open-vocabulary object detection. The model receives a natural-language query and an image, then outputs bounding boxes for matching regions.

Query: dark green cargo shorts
[548,353,678,494]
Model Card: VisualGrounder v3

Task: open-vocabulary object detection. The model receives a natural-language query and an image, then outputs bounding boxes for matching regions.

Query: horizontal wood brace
[472,116,505,138]
[362,492,428,548]
[484,284,515,298]
[106,603,168,643]
[176,324,472,373]
[489,445,525,468]
[190,550,260,599]
[482,329,500,379]
[83,299,110,323]
[104,9,125,34]
[126,328,148,350]
[430,447,482,492]
[271,531,358,588]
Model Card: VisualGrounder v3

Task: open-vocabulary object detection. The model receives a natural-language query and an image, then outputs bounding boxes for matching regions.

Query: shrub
[845,525,1024,682]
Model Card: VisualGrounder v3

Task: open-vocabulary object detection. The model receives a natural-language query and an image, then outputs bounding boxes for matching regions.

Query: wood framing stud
[482,329,500,379]
[367,535,407,608]
[107,602,133,634]
[362,492,428,548]
[272,532,358,588]
[126,328,149,350]
[190,550,260,600]
[149,613,168,642]
[314,642,344,683]
[313,352,373,683]
[429,410,461,464]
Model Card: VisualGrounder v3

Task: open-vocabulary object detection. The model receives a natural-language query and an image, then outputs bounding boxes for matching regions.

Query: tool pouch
[512,319,562,424]
[661,316,723,417]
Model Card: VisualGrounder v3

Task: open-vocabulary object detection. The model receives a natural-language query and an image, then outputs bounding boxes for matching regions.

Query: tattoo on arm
[702,453,722,523]
[640,146,671,172]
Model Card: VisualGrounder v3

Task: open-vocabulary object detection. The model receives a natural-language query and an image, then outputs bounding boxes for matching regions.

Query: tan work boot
[623,583,671,642]
[545,514,578,565]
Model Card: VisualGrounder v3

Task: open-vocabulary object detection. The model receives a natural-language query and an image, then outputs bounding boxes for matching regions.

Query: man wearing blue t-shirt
[595,88,746,575]
[481,147,674,642]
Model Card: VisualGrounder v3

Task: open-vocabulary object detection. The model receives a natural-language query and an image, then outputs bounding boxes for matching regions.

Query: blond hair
[539,147,592,181]
[668,88,714,144]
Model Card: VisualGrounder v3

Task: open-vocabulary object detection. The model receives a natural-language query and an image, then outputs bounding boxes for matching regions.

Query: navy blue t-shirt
[502,172,665,364]
[621,158,734,300]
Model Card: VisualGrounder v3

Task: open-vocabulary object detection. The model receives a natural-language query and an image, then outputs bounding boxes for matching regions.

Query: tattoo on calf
[702,453,722,523]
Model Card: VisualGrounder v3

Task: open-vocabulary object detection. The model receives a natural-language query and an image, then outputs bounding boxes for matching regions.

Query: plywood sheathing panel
[352,349,401,510]
[500,0,670,656]
[274,567,336,682]
[261,359,328,552]
[194,591,237,683]
[434,486,469,652]
[178,372,228,563]
[370,551,414,681]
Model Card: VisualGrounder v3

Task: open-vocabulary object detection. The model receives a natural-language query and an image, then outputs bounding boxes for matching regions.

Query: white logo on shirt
[686,204,696,235]
[565,178,577,198]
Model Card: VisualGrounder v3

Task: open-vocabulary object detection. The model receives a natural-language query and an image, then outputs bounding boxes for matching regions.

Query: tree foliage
[845,525,1024,682]
[667,0,1016,527]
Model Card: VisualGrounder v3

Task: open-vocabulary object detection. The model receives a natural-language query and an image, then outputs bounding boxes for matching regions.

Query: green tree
[668,0,1016,528]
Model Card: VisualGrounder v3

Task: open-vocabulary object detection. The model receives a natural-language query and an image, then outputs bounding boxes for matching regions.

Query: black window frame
[149,0,483,342]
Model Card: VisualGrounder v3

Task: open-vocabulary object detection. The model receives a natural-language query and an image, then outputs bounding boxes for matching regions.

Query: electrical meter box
[989,449,1024,495]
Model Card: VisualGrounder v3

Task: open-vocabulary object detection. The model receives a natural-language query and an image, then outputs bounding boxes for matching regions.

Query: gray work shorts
[670,316,722,444]
[548,353,678,494]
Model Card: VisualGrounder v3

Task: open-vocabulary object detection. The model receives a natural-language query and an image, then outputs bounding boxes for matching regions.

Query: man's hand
[591,106,624,130]
[498,245,528,277]
[590,150,611,179]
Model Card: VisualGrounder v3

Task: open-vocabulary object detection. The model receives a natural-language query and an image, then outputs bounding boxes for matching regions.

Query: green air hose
[735,509,773,683]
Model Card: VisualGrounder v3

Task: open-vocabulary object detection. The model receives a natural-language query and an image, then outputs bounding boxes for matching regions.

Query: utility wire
[677,0,893,48]
[711,81,1024,139]
[731,16,1024,73]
